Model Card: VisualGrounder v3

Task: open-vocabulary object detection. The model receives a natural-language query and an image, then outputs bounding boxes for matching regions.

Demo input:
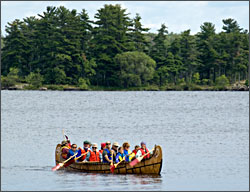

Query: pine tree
[196,22,218,81]
[91,4,133,86]
[130,13,150,53]
[2,19,28,76]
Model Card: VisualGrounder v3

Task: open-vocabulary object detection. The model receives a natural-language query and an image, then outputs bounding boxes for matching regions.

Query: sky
[1,1,249,36]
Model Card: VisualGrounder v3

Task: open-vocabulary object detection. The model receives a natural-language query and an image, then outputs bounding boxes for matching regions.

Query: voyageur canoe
[55,144,163,175]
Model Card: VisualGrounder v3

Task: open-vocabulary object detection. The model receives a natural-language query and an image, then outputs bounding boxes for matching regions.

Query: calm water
[1,91,249,191]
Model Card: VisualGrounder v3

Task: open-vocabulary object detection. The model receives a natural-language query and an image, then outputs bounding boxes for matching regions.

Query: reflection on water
[56,171,162,188]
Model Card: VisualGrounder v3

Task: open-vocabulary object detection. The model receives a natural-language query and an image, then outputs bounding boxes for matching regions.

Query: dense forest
[1,4,249,90]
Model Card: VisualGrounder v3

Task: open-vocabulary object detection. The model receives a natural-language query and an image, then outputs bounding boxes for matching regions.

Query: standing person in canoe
[86,143,102,162]
[102,141,113,163]
[78,140,91,161]
[136,141,153,159]
[122,142,134,162]
[61,140,71,159]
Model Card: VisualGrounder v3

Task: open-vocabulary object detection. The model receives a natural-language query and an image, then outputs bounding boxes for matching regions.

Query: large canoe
[55,144,163,175]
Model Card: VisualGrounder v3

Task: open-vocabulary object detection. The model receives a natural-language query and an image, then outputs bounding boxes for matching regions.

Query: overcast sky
[1,1,249,36]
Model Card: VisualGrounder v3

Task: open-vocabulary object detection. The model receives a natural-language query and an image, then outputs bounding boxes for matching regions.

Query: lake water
[1,91,249,191]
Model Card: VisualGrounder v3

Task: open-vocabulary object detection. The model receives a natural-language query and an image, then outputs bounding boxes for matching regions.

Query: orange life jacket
[80,147,89,160]
[89,151,100,162]
[139,148,150,159]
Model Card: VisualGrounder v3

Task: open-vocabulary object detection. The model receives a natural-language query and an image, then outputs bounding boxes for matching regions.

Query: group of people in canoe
[60,139,153,163]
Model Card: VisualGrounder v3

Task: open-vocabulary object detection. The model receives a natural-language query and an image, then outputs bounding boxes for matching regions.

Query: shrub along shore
[1,67,249,91]
[2,80,249,91]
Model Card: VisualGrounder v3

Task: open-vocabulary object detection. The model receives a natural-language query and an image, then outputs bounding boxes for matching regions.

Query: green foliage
[1,67,20,88]
[53,67,67,84]
[1,4,248,90]
[46,84,64,90]
[245,79,249,87]
[215,75,229,89]
[25,72,44,88]
[1,76,16,89]
[201,79,209,85]
[115,51,156,87]
[192,72,201,84]
[91,4,133,86]
[78,77,89,90]
[177,78,185,85]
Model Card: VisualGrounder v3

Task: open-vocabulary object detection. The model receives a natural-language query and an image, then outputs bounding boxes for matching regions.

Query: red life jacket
[80,147,89,160]
[132,149,137,155]
[99,149,103,155]
[89,151,100,162]
[139,148,150,159]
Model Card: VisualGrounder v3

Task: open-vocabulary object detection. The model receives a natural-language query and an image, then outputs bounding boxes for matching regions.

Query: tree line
[1,4,249,89]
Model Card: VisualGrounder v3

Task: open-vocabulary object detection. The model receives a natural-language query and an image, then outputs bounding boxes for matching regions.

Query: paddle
[129,148,154,167]
[110,151,115,173]
[52,152,78,171]
[75,151,89,161]
[63,151,89,168]
[110,152,133,173]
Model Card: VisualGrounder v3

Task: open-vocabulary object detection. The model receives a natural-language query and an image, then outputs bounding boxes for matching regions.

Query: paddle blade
[110,165,115,173]
[129,158,139,167]
[64,159,75,168]
[65,134,69,140]
[52,163,63,171]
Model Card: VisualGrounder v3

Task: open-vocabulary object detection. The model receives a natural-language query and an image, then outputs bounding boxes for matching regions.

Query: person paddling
[99,143,106,155]
[61,140,71,159]
[67,144,79,160]
[111,142,119,162]
[86,143,102,162]
[122,142,133,162]
[102,141,113,163]
[135,141,152,159]
[115,147,126,163]
[131,145,140,160]
[79,140,91,161]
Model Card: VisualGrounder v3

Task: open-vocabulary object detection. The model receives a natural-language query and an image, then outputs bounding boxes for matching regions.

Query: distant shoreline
[2,84,249,91]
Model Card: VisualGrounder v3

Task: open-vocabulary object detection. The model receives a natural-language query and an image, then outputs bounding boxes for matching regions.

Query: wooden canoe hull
[55,144,163,175]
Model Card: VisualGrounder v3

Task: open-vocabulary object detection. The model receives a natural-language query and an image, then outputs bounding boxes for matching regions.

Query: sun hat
[113,142,119,147]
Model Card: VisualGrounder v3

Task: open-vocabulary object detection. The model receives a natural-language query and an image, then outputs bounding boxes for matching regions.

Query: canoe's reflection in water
[58,171,162,189]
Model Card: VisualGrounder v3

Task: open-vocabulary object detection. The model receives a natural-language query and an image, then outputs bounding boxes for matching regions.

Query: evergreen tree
[2,19,30,76]
[150,24,168,68]
[130,13,150,53]
[91,4,133,86]
[179,30,200,83]
[196,22,218,81]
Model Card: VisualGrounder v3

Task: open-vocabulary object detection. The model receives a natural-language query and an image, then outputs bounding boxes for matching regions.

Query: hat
[113,142,119,147]
[61,140,67,145]
[84,140,91,145]
[101,143,106,148]
[141,141,146,146]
